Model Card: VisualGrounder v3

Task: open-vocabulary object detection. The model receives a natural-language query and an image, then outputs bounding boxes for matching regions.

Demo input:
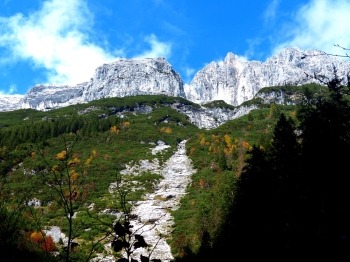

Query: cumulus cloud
[272,0,350,56]
[135,34,172,59]
[0,0,119,85]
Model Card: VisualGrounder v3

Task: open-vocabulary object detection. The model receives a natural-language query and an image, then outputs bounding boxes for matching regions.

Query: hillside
[0,90,298,261]
[2,76,350,261]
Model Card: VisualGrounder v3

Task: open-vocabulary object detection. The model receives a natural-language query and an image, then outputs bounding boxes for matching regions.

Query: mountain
[1,47,350,112]
[2,50,349,261]
[0,94,24,111]
[186,47,350,106]
[0,57,184,111]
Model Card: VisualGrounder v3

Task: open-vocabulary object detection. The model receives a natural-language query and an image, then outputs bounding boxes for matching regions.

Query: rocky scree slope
[99,140,195,262]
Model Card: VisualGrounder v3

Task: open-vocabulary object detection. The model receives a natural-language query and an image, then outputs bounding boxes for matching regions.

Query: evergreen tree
[297,70,350,253]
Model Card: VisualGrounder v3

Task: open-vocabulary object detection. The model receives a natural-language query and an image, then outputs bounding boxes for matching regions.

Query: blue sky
[1,0,350,95]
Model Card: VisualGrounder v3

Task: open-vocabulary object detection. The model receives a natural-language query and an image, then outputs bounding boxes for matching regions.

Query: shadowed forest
[178,71,350,260]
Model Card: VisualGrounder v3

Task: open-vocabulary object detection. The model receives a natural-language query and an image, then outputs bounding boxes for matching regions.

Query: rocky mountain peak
[224,52,241,62]
[0,47,350,112]
[3,57,185,112]
[186,47,350,106]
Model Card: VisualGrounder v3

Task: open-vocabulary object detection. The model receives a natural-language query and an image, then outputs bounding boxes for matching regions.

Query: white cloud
[244,37,266,60]
[272,0,350,56]
[135,34,172,59]
[185,67,195,78]
[0,0,119,85]
[264,0,280,24]
[181,66,195,84]
[0,84,17,95]
[9,84,17,94]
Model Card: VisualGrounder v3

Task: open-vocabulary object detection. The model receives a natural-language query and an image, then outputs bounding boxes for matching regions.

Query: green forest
[1,72,350,261]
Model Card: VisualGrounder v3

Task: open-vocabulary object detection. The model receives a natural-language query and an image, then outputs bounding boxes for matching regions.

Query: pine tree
[297,70,350,252]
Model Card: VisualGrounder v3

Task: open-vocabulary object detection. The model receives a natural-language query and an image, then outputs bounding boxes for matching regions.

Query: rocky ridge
[1,47,349,114]
[0,57,184,111]
[186,47,350,106]
[0,94,24,111]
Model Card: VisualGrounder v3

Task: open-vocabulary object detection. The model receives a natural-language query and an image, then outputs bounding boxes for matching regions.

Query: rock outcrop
[164,101,258,129]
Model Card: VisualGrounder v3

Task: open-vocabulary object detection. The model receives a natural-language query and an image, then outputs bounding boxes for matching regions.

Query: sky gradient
[1,0,350,95]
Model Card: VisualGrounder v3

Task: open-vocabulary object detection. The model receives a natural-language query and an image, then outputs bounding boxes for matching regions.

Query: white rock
[0,57,184,112]
[0,94,24,112]
[151,140,171,155]
[1,47,349,112]
[26,198,42,206]
[44,226,68,245]
[126,140,196,261]
[187,47,350,106]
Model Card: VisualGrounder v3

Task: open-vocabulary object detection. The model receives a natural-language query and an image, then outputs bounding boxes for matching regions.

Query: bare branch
[301,44,350,59]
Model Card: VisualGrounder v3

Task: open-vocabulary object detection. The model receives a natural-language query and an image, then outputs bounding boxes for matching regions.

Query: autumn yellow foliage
[110,126,120,134]
[160,127,172,133]
[51,165,59,172]
[30,231,44,243]
[120,122,130,130]
[190,147,196,154]
[68,157,81,166]
[70,170,78,181]
[85,155,93,166]
[242,141,250,149]
[224,134,232,147]
[56,150,67,161]
[199,178,207,189]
